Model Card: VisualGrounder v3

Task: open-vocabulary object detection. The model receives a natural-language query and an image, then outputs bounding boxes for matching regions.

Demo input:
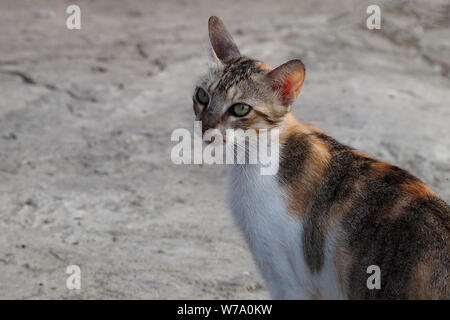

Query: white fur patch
[227,164,346,299]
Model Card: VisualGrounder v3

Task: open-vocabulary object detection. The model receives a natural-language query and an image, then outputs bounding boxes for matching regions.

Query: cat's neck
[277,112,333,219]
[279,112,325,143]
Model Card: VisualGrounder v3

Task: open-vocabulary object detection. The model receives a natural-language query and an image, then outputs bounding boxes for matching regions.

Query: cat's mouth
[201,126,227,144]
[202,134,226,145]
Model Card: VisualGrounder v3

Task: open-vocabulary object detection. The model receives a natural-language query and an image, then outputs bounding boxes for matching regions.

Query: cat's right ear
[265,59,305,107]
[208,16,240,64]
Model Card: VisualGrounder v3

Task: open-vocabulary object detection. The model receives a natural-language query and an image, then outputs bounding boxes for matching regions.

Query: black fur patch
[346,196,450,299]
[302,133,375,274]
[277,132,311,185]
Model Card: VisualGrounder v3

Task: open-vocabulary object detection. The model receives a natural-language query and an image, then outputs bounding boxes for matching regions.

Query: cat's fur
[193,16,450,299]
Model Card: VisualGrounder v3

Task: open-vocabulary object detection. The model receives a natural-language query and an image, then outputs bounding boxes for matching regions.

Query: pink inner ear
[282,76,293,97]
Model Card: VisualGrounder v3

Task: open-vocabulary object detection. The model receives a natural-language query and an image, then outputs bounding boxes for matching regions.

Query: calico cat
[192,16,450,299]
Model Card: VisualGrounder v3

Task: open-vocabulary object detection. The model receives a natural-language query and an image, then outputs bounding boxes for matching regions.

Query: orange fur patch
[255,61,274,72]
[352,149,371,159]
[279,114,325,143]
[409,255,442,299]
[285,135,331,220]
[401,181,437,199]
[369,161,392,177]
[279,114,332,220]
[334,238,354,297]
[298,122,327,135]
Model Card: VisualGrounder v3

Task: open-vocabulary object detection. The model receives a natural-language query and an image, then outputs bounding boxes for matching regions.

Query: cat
[192,16,450,299]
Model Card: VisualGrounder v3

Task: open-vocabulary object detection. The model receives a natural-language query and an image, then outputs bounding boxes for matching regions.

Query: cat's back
[337,154,450,299]
[283,129,450,299]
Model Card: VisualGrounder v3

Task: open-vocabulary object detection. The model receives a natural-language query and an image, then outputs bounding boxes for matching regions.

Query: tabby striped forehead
[214,57,265,94]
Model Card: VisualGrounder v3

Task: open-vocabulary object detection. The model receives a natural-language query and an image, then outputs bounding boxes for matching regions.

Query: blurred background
[0,0,448,299]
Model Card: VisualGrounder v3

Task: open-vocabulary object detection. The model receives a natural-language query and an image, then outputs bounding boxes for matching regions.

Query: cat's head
[193,16,305,135]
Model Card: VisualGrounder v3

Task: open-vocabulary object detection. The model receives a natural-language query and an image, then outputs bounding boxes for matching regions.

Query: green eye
[230,103,251,117]
[196,88,209,105]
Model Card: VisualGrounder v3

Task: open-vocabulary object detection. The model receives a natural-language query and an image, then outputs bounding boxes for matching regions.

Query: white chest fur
[227,164,344,299]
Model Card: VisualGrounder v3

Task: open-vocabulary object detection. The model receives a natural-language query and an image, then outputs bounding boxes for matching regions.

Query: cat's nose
[202,124,211,134]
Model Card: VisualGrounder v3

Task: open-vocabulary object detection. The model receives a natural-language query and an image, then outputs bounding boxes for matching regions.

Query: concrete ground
[0,0,448,299]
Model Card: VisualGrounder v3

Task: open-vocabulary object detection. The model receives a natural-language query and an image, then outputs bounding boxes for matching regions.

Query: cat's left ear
[208,16,240,64]
[265,59,305,106]
[207,46,224,70]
